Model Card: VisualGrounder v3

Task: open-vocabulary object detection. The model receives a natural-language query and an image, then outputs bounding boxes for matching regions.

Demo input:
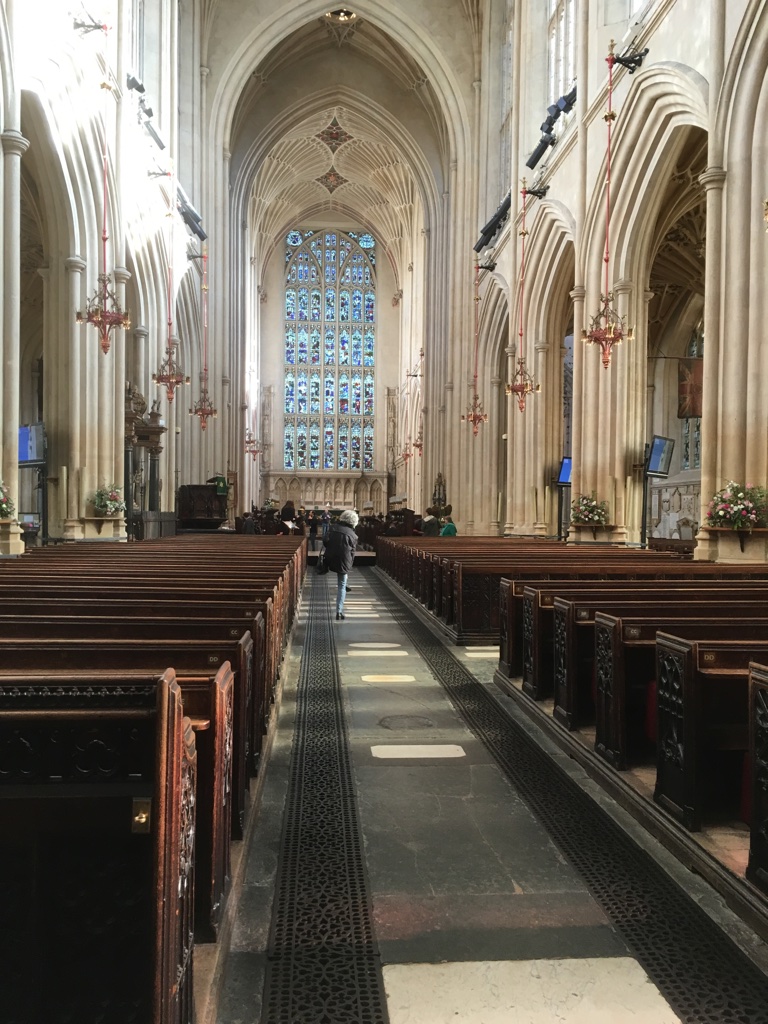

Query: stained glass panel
[297,371,308,414]
[297,327,309,364]
[351,373,362,415]
[310,329,321,365]
[339,329,350,365]
[284,373,296,414]
[351,330,363,366]
[338,422,349,470]
[309,422,320,470]
[364,373,374,415]
[324,373,335,414]
[284,423,295,469]
[309,372,321,414]
[284,229,377,479]
[324,422,335,469]
[297,421,308,469]
[351,423,362,470]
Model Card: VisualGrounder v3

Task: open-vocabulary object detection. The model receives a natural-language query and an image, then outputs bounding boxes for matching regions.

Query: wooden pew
[0,635,253,843]
[747,662,768,894]
[594,614,768,770]
[0,669,196,1024]
[551,594,768,732]
[654,632,768,830]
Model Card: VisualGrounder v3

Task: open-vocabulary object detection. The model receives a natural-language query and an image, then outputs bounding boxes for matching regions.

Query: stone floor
[214,568,768,1024]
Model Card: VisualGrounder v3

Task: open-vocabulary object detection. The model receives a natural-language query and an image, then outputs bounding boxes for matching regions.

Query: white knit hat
[339,509,359,527]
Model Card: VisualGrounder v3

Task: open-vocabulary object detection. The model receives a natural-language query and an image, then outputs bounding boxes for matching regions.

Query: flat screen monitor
[557,456,572,486]
[647,435,675,477]
[18,423,44,463]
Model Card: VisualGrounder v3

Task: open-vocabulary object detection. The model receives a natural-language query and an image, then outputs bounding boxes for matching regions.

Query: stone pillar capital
[65,256,86,274]
[570,286,586,301]
[113,266,131,285]
[1,131,29,158]
[699,167,727,191]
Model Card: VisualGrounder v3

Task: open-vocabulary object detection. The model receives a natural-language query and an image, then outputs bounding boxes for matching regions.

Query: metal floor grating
[261,573,389,1024]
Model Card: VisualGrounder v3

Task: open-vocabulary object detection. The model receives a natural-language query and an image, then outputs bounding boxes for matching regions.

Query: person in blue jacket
[323,509,359,620]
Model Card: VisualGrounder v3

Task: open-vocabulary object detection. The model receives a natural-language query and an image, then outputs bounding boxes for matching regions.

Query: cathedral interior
[3,1,768,1022]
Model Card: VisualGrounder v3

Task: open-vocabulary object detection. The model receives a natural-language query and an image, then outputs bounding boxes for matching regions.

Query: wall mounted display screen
[557,456,572,485]
[647,435,675,477]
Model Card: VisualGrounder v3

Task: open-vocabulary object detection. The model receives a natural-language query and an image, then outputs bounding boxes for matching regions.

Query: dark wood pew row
[594,615,768,771]
[748,662,768,892]
[378,537,693,644]
[501,578,768,690]
[0,668,197,1024]
[0,624,253,832]
[654,632,768,836]
[0,562,285,703]
[0,571,281,778]
[551,594,768,733]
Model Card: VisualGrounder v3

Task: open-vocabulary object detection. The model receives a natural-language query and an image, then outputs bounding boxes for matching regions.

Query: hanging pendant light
[245,429,262,460]
[506,179,541,411]
[462,262,488,435]
[75,24,130,354]
[582,40,634,369]
[153,163,190,401]
[190,249,217,429]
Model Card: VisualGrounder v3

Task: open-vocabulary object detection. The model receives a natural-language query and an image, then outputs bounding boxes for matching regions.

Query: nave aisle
[216,569,768,1024]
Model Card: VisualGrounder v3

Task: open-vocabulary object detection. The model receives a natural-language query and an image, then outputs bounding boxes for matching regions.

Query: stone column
[148,444,162,512]
[1,130,29,555]
[64,256,86,534]
[695,167,727,560]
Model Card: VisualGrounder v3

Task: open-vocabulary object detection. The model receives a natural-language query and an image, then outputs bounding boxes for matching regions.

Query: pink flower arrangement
[706,481,768,531]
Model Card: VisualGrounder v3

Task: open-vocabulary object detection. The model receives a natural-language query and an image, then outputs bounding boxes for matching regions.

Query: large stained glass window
[283,229,377,472]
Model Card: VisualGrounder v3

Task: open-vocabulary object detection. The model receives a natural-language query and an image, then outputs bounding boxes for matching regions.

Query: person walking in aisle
[322,509,358,620]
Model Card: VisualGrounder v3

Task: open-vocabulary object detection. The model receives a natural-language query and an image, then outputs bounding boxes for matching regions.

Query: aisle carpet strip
[261,574,389,1024]
[370,573,768,1024]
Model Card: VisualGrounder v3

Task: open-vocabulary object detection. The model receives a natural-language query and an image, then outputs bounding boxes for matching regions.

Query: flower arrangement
[570,493,610,526]
[705,481,768,531]
[0,481,15,519]
[92,485,126,517]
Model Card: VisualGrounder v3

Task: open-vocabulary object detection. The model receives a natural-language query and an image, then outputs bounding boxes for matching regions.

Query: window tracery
[283,230,376,471]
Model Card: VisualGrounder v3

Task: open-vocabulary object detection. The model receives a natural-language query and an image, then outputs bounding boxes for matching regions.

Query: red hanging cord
[603,43,616,299]
[518,186,528,363]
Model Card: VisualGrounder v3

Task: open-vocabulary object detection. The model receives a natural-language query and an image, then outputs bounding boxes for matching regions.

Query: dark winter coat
[323,522,358,575]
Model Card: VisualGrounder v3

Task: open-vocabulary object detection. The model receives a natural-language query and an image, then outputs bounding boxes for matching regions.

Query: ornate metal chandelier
[154,165,189,401]
[462,262,488,435]
[506,180,541,411]
[245,430,262,460]
[582,40,634,369]
[75,25,130,354]
[190,249,217,429]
